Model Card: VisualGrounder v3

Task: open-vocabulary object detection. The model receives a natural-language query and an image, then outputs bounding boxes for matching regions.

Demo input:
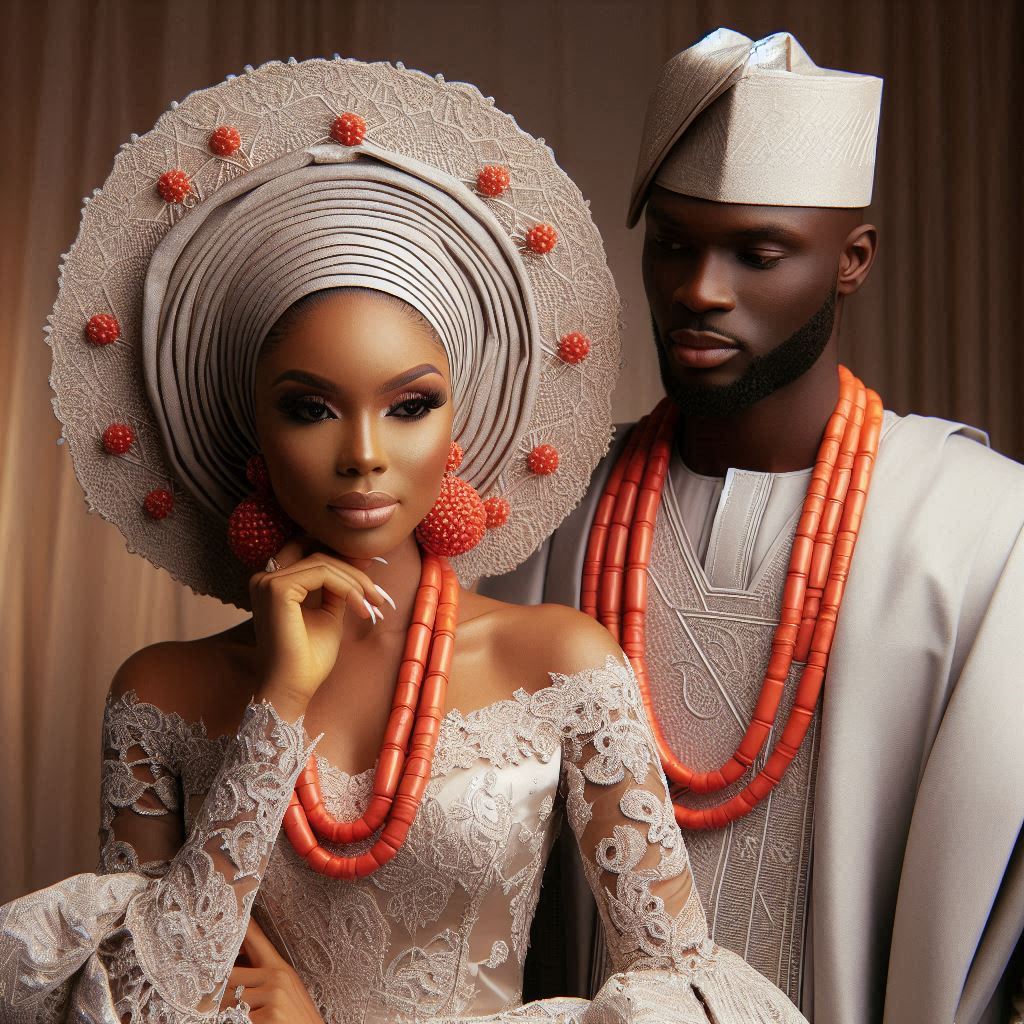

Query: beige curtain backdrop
[1,0,1020,905]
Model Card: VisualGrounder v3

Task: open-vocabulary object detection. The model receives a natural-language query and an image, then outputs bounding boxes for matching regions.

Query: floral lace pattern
[0,658,804,1024]
[0,700,316,1024]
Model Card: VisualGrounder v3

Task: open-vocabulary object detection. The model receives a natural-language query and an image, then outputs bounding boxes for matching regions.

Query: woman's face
[253,290,454,561]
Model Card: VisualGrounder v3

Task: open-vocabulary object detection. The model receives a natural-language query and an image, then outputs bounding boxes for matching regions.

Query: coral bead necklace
[282,551,458,877]
[582,366,883,830]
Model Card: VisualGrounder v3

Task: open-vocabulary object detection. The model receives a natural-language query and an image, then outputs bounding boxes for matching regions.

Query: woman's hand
[225,916,324,1023]
[249,536,389,719]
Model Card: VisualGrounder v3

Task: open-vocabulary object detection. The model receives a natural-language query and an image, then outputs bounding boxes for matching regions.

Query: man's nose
[671,251,736,315]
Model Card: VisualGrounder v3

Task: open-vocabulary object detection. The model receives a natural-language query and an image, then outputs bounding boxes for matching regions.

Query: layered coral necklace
[583,367,883,830]
[282,551,458,877]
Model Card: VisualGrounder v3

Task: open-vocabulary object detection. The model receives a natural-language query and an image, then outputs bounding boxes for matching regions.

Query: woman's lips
[328,491,398,529]
[668,328,741,369]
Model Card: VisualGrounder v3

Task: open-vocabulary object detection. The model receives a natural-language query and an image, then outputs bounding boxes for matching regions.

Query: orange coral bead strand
[793,370,865,661]
[610,372,856,796]
[295,557,442,844]
[680,368,860,793]
[597,408,666,642]
[581,415,647,618]
[281,555,458,878]
[617,404,685,783]
[673,386,883,829]
[585,368,882,828]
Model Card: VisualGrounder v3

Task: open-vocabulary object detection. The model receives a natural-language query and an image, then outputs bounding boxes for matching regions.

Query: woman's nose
[335,415,387,477]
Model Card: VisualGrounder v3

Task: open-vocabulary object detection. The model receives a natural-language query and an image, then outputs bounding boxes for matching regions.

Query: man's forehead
[645,189,859,240]
[646,191,811,235]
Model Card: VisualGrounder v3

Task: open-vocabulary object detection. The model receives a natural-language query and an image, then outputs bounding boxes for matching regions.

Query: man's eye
[738,252,783,270]
[655,237,687,253]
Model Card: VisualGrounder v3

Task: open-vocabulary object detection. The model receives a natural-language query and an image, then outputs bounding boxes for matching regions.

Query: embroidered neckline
[106,655,630,784]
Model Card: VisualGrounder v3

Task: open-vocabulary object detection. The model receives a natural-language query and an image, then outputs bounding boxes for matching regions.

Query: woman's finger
[272,534,314,570]
[226,965,268,990]
[256,565,375,622]
[242,915,287,967]
[258,556,388,614]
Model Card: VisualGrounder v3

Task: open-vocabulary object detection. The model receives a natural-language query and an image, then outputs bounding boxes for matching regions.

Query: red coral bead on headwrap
[157,169,192,204]
[527,444,559,475]
[227,494,294,569]
[476,165,511,197]
[144,488,174,519]
[331,112,367,146]
[483,496,510,528]
[209,125,242,156]
[416,476,487,557]
[86,314,120,346]
[558,332,590,364]
[525,223,558,254]
[103,423,134,455]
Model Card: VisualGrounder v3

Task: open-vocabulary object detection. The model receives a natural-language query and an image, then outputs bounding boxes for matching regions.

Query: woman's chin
[312,521,417,563]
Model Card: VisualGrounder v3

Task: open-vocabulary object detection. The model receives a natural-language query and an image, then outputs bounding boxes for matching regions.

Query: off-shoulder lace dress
[0,656,803,1023]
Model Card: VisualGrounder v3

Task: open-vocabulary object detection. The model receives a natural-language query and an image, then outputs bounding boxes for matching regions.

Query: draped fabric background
[1,0,1020,904]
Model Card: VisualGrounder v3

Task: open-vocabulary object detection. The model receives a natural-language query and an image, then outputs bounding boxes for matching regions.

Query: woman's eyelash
[280,394,335,423]
[387,389,447,419]
[278,389,447,424]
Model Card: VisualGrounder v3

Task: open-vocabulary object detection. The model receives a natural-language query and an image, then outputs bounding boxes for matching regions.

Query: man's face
[642,187,859,417]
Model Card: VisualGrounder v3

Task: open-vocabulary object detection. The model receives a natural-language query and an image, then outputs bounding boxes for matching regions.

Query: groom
[484,29,1024,1024]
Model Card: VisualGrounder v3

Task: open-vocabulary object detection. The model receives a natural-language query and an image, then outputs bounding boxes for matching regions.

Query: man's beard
[655,287,837,419]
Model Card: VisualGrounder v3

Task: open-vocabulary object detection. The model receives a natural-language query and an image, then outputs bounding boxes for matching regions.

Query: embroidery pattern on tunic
[646,457,819,1003]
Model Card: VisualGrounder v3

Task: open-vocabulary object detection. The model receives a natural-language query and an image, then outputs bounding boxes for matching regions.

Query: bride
[0,57,804,1024]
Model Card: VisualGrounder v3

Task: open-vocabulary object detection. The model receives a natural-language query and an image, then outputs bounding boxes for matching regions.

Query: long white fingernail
[362,598,378,623]
[374,584,397,610]
[372,556,389,565]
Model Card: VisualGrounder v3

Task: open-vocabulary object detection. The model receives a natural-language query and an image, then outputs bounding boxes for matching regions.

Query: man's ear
[837,221,878,296]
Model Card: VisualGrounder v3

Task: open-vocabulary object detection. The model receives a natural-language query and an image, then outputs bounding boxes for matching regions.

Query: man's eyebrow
[729,225,803,246]
[377,363,445,394]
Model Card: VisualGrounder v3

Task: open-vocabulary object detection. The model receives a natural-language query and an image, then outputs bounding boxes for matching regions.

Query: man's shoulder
[883,411,1024,499]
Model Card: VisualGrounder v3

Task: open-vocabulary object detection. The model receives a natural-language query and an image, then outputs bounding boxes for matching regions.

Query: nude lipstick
[328,491,398,529]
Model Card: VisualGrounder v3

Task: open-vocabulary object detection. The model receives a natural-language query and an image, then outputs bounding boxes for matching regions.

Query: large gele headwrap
[46,58,620,606]
[143,143,538,519]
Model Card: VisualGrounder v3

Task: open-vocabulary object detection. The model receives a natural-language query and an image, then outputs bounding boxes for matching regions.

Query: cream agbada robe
[481,410,1024,1023]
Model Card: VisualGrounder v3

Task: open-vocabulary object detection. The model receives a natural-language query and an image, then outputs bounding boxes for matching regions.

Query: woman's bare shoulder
[108,619,258,725]
[459,590,623,693]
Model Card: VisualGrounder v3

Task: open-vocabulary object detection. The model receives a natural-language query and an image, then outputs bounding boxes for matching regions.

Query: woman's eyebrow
[377,363,445,394]
[271,369,339,391]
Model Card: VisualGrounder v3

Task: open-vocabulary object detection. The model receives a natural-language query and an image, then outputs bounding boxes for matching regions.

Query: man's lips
[667,328,741,369]
[328,491,398,529]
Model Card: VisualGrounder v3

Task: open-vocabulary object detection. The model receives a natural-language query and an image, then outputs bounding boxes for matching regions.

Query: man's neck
[676,353,841,476]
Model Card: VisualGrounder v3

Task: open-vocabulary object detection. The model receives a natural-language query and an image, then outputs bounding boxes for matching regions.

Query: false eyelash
[280,394,336,423]
[387,389,447,419]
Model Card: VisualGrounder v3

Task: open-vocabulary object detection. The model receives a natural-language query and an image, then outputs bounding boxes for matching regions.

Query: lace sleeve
[0,697,318,1024]
[546,655,805,1024]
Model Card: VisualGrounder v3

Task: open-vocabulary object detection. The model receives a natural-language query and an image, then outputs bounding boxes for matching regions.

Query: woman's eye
[738,252,783,270]
[387,391,446,420]
[284,396,335,423]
